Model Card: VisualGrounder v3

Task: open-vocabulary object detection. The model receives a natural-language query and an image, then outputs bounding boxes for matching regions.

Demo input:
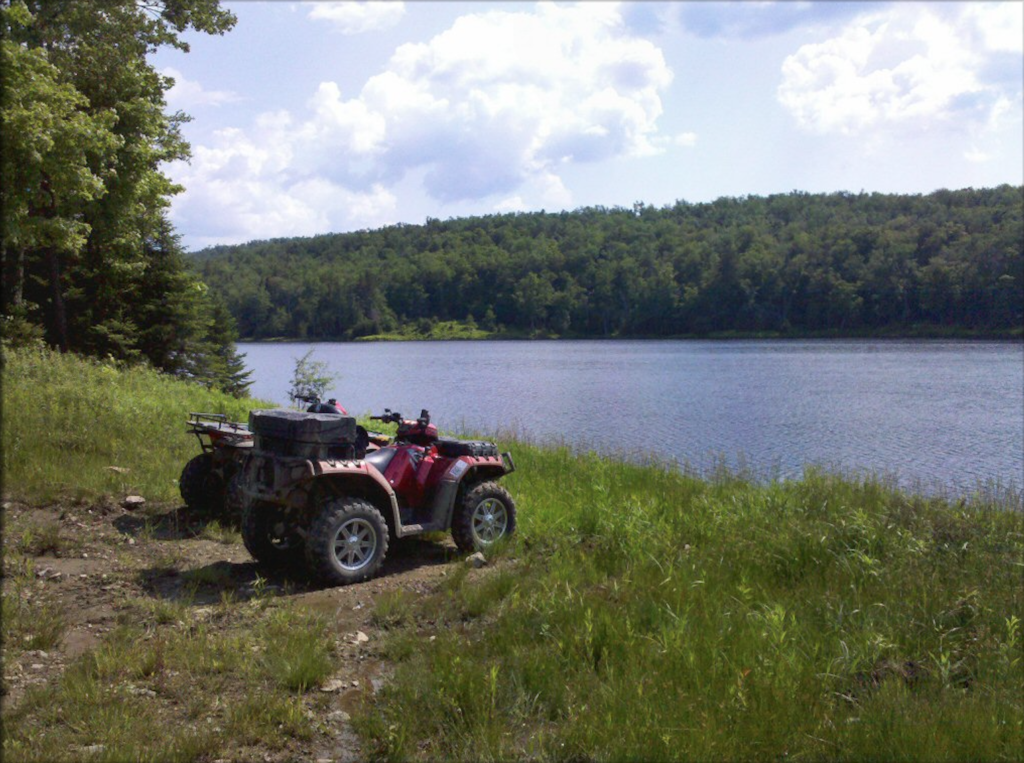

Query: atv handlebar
[371,409,403,424]
[370,408,431,427]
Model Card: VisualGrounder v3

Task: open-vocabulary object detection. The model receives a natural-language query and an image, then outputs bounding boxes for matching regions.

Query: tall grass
[356,446,1024,761]
[1,345,268,502]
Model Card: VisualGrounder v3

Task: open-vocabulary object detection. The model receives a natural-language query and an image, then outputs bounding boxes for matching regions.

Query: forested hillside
[196,186,1022,340]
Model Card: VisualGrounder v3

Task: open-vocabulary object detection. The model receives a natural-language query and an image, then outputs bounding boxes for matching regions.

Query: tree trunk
[45,247,68,352]
[2,243,24,311]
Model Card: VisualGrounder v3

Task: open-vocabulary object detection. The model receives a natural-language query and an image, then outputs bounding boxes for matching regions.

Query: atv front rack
[187,412,253,452]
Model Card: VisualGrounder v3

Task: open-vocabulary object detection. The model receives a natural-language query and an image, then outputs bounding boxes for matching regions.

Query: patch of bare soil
[1,497,466,762]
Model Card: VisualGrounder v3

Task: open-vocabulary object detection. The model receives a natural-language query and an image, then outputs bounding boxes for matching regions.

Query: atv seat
[364,447,396,474]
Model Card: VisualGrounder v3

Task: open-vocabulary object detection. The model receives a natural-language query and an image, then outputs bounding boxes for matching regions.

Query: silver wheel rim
[471,498,508,545]
[332,518,377,571]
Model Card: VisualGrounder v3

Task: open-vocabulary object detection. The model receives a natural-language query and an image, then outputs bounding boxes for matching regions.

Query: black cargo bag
[249,409,357,459]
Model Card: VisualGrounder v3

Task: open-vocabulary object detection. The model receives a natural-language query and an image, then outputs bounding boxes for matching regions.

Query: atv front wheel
[306,497,389,586]
[452,482,516,553]
[241,502,304,569]
[179,453,224,514]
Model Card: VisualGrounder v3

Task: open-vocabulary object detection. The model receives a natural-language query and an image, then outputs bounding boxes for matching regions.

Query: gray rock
[122,495,146,510]
[466,552,488,568]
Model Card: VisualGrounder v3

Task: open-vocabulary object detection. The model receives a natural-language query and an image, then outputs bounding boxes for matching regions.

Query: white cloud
[163,67,241,108]
[165,125,397,248]
[964,146,991,163]
[357,2,675,201]
[170,2,680,244]
[777,5,1023,136]
[495,195,527,213]
[306,1,405,34]
[654,131,698,149]
[965,2,1024,54]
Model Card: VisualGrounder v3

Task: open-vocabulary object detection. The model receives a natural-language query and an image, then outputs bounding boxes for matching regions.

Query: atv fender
[431,452,515,530]
[312,459,403,537]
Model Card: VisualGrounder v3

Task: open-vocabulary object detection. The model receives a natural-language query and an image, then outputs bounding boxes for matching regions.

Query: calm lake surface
[238,339,1023,496]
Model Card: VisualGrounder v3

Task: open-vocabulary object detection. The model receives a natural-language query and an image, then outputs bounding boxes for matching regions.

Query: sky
[149,1,1024,251]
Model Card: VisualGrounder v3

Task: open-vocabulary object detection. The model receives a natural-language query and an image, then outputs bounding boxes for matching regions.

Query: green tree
[1,0,236,360]
[288,350,335,407]
[0,5,119,348]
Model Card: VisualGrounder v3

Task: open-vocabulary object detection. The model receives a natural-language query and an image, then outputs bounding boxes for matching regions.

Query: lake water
[237,339,1023,496]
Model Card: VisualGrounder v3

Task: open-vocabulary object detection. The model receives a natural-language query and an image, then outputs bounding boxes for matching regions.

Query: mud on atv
[228,407,516,586]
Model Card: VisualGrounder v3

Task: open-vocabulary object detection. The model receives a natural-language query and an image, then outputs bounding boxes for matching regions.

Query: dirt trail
[2,497,461,761]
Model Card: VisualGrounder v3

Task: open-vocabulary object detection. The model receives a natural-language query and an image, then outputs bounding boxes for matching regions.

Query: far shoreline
[237,327,1024,344]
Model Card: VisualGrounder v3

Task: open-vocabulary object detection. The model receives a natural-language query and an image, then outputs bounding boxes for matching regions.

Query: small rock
[316,758,333,763]
[122,495,146,510]
[320,679,345,693]
[31,663,44,670]
[466,552,488,569]
[127,537,136,545]
[327,710,351,722]
[353,631,369,644]
[107,466,129,474]
[351,679,360,688]
[81,745,106,755]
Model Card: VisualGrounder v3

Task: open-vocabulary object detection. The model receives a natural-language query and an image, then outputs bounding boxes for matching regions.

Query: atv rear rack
[187,412,253,452]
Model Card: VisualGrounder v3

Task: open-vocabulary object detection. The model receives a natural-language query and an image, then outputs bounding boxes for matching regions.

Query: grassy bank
[1,345,269,503]
[356,450,1023,760]
[3,345,1022,761]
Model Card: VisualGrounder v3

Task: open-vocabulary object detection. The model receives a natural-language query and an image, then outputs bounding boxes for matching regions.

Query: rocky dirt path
[1,496,465,761]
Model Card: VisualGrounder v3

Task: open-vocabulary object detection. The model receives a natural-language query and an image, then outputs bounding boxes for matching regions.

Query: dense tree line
[196,186,1022,340]
[1,0,250,395]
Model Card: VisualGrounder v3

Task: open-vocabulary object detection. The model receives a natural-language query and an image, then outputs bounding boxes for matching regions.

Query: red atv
[235,407,517,586]
[179,413,254,515]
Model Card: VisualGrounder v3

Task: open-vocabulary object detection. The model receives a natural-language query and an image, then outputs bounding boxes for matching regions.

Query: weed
[370,590,415,629]
[15,521,64,556]
[1,583,66,653]
[198,520,241,545]
[259,608,335,692]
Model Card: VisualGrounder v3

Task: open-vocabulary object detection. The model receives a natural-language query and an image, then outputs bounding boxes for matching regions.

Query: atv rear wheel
[179,453,224,514]
[306,497,389,586]
[452,482,516,553]
[241,502,304,569]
